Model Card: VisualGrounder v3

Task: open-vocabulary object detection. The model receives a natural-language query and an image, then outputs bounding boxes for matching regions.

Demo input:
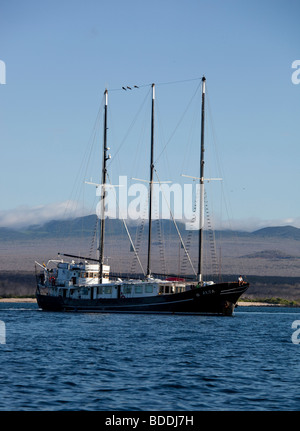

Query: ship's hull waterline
[36,282,249,316]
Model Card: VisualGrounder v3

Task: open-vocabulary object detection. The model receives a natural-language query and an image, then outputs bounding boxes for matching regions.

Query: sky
[0,0,299,231]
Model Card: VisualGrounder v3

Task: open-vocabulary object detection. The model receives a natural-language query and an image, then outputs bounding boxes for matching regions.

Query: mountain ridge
[0,215,299,241]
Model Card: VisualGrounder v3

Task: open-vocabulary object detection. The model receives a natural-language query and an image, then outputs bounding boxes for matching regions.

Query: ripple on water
[1,305,300,410]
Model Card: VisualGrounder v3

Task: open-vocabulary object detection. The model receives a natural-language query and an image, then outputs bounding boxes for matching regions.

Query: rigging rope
[154,81,202,164]
[154,169,197,277]
[106,173,146,276]
[181,196,197,276]
[107,87,151,167]
[88,216,98,260]
[204,190,219,278]
[153,197,167,275]
[130,199,147,274]
[206,88,248,279]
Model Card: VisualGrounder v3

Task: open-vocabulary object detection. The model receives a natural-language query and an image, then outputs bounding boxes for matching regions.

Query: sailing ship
[35,77,249,315]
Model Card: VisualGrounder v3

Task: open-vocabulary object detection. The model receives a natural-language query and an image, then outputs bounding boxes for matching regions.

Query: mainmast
[197,76,206,284]
[99,89,109,281]
[146,83,155,278]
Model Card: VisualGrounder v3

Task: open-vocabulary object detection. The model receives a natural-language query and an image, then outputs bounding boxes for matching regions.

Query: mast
[99,89,109,281]
[197,76,206,284]
[146,83,155,278]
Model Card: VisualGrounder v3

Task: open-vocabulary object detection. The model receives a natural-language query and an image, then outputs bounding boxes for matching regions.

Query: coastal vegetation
[240,297,300,307]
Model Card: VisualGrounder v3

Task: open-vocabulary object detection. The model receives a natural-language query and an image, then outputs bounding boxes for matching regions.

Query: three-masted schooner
[35,77,249,315]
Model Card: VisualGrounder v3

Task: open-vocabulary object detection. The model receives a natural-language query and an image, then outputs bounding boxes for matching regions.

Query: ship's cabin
[47,280,187,300]
[37,259,191,300]
[40,260,110,288]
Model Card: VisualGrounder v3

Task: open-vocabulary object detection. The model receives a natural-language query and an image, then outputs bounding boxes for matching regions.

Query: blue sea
[1,302,300,412]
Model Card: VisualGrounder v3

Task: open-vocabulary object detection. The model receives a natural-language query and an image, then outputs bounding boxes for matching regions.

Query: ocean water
[1,302,300,411]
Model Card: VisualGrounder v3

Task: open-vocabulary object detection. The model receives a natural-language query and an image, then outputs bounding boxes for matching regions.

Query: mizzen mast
[146,83,155,278]
[197,76,206,284]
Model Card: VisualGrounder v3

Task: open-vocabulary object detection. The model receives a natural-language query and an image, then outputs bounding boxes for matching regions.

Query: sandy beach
[0,298,37,303]
[237,301,281,307]
[0,298,285,306]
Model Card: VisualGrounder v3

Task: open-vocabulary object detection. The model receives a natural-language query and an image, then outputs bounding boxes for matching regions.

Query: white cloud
[0,201,299,232]
[0,201,88,229]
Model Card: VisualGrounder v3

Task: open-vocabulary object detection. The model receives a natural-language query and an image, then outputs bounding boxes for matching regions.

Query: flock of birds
[122,85,139,90]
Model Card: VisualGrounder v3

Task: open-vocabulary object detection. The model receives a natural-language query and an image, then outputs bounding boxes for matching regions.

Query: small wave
[0,307,39,312]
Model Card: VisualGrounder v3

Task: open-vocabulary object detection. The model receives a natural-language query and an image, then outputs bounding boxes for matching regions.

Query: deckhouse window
[159,285,171,294]
[134,286,143,294]
[145,285,153,293]
[123,285,132,294]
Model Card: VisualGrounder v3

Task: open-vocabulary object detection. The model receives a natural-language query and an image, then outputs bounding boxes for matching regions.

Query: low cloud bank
[0,203,299,232]
[0,201,86,229]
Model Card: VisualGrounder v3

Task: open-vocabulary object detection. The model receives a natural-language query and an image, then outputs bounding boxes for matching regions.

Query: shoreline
[237,301,286,307]
[0,298,37,303]
[0,298,297,307]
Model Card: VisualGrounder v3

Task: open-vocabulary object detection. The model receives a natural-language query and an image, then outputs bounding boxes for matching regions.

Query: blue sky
[0,0,299,230]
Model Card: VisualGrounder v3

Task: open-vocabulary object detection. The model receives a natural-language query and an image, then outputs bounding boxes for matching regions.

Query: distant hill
[25,214,99,238]
[0,227,25,241]
[252,225,300,240]
[241,250,300,260]
[0,216,300,241]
